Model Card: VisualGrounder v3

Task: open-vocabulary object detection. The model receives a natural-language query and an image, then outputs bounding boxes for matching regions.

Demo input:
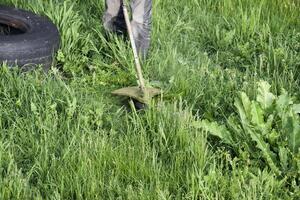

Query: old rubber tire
[0,6,60,71]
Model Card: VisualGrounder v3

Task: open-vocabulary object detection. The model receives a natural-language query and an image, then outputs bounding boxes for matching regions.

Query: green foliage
[195,81,300,179]
[0,0,300,198]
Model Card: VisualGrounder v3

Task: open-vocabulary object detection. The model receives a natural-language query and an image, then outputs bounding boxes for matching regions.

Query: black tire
[0,6,60,71]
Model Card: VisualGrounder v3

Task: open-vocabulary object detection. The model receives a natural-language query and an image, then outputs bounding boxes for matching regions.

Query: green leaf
[265,115,275,135]
[293,104,300,114]
[285,116,300,154]
[250,102,264,126]
[241,92,252,118]
[227,115,243,136]
[193,120,233,145]
[234,93,251,128]
[279,147,289,171]
[246,128,280,175]
[277,92,292,114]
[257,81,275,110]
[268,130,280,145]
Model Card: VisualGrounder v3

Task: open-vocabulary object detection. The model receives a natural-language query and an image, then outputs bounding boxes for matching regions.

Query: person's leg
[103,0,126,34]
[130,0,152,59]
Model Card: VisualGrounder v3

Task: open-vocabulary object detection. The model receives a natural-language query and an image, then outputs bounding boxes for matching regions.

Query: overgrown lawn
[0,0,299,199]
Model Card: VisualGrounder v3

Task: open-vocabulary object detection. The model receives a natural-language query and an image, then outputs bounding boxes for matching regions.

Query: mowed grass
[0,0,299,199]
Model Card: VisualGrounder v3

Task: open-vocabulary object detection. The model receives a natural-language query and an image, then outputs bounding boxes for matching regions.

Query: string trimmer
[111,0,161,107]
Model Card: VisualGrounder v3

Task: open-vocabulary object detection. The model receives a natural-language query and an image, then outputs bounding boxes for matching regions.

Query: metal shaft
[122,1,146,93]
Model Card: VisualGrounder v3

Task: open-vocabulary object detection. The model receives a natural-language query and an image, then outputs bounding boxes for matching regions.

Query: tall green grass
[0,0,299,199]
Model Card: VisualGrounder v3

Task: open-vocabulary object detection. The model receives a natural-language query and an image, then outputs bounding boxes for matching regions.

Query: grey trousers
[103,0,152,59]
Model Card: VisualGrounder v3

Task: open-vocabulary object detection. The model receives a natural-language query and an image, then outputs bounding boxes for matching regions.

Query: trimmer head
[112,86,161,104]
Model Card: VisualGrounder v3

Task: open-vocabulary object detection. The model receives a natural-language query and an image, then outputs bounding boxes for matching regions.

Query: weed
[0,0,299,199]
